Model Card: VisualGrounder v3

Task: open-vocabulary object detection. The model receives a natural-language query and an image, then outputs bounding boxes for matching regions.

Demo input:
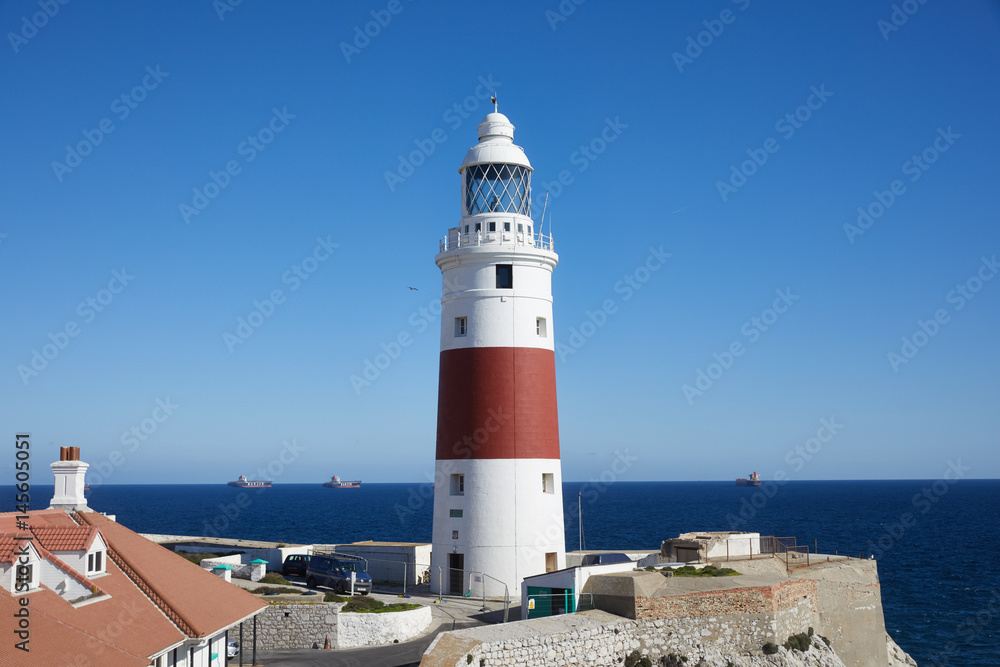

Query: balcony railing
[439,229,554,253]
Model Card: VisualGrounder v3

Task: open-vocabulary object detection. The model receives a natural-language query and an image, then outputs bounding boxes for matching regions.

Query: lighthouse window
[451,474,464,495]
[455,317,467,337]
[543,473,554,494]
[536,317,547,337]
[503,222,511,232]
[449,509,463,518]
[517,223,523,233]
[464,225,469,233]
[465,163,531,216]
[496,264,513,289]
[488,222,496,232]
[475,223,481,232]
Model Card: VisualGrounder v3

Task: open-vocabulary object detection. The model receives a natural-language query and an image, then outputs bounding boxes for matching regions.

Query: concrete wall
[338,605,432,648]
[332,543,432,585]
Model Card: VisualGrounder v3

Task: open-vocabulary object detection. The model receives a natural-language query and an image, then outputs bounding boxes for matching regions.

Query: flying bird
[408,287,419,291]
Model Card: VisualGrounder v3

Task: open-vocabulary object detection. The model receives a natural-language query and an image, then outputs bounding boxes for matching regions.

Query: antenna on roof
[491,93,498,113]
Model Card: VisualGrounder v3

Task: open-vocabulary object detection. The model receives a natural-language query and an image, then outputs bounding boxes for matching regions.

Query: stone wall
[338,605,432,648]
[256,600,431,650]
[419,610,847,667]
[256,601,342,650]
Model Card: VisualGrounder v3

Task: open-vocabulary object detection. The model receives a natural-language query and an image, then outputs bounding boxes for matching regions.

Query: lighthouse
[430,109,565,597]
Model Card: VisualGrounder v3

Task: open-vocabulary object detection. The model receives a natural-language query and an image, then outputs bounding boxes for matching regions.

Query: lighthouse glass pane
[464,164,531,215]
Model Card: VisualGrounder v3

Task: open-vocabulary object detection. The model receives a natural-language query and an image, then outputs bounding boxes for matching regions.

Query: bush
[660,655,687,666]
[250,586,302,595]
[323,592,348,603]
[762,642,779,655]
[670,565,741,578]
[342,597,421,614]
[821,635,831,647]
[624,650,652,667]
[259,571,291,585]
[784,632,811,652]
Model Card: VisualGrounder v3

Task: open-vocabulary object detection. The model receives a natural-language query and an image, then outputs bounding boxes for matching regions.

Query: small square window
[455,317,467,337]
[536,317,546,337]
[496,264,513,289]
[450,509,463,518]
[504,222,511,232]
[475,223,482,232]
[452,530,459,540]
[543,473,555,494]
[451,474,464,495]
[488,222,496,232]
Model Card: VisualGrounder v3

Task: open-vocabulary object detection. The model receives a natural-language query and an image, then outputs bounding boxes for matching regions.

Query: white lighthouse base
[430,458,566,597]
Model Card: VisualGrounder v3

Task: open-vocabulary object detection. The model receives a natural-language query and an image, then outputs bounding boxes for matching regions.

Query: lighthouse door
[448,553,464,595]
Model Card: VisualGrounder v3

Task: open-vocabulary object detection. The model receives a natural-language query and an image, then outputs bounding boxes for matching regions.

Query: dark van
[281,554,311,577]
[306,555,372,595]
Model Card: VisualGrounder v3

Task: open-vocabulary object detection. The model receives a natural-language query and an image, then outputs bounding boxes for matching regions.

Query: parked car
[281,554,311,577]
[580,552,633,566]
[226,639,240,658]
[305,554,372,595]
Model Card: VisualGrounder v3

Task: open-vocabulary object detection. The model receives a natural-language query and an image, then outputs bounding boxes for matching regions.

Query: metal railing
[525,592,594,618]
[439,229,554,253]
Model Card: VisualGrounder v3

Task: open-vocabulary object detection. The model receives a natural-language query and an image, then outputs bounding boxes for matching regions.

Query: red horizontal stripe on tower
[436,347,560,460]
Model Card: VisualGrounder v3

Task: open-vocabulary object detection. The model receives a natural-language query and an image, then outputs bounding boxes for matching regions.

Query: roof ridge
[73,512,198,637]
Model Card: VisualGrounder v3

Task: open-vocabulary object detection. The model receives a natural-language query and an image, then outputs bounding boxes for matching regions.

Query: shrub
[259,571,291,585]
[624,650,652,667]
[250,586,302,595]
[783,633,811,652]
[762,642,779,655]
[342,597,421,614]
[821,635,831,647]
[670,565,740,578]
[323,592,348,603]
[660,655,687,666]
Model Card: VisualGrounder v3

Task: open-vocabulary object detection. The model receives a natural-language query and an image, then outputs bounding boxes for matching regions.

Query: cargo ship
[323,475,361,489]
[228,475,272,488]
[735,472,761,487]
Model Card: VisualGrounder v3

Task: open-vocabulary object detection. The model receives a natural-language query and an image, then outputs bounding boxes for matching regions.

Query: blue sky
[1,0,998,485]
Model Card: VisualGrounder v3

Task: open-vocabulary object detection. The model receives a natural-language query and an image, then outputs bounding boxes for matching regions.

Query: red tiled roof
[0,508,266,666]
[0,534,33,564]
[75,511,267,638]
[0,592,149,667]
[30,525,98,552]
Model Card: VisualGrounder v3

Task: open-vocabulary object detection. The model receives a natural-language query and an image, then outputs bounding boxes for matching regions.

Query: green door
[526,586,552,619]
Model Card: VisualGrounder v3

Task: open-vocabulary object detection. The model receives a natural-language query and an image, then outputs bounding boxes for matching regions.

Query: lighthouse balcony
[440,227,554,253]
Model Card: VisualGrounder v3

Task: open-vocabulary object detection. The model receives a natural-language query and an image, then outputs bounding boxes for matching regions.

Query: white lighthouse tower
[430,109,566,598]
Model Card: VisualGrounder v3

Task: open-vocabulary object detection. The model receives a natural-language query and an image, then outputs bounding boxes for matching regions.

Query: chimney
[49,446,89,512]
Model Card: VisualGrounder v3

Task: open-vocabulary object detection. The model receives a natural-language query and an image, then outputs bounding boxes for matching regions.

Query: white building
[430,109,566,598]
[1,447,266,666]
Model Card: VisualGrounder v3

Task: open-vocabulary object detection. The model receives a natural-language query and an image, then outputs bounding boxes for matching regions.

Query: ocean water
[6,479,997,665]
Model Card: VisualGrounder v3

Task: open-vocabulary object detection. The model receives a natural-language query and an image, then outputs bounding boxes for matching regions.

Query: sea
[5,479,998,666]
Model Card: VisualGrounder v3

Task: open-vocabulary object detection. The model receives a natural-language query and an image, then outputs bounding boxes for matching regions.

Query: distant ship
[323,475,361,489]
[228,475,272,488]
[735,472,761,487]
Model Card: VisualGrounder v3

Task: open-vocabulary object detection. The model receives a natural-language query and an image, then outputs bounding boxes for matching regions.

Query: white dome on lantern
[460,113,532,172]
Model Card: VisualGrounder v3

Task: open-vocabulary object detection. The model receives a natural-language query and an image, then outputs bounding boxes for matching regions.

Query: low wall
[338,605,432,648]
[256,601,342,650]
[255,600,431,650]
